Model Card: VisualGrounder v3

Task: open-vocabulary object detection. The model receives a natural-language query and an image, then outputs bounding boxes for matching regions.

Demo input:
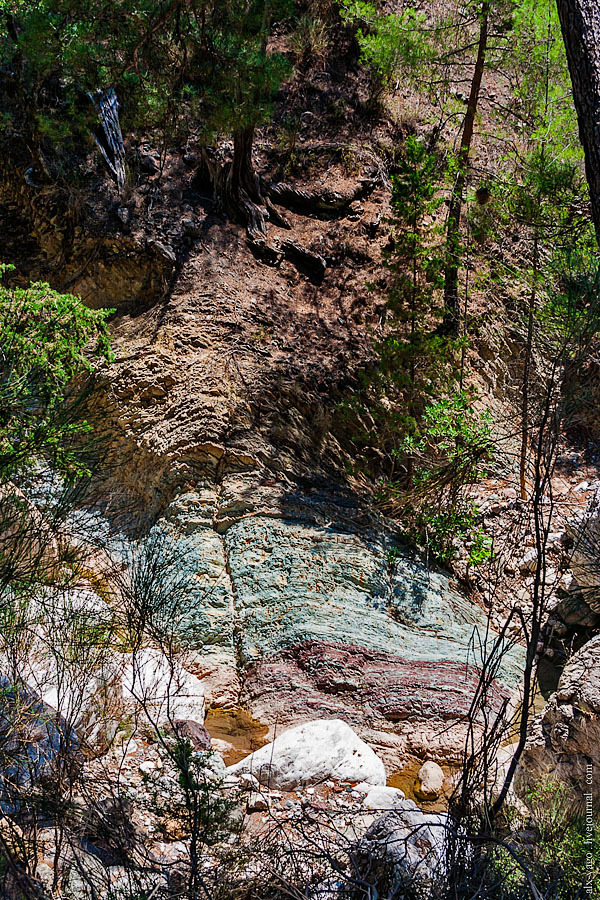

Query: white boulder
[519,549,538,574]
[350,801,449,884]
[227,719,386,790]
[362,785,406,810]
[16,646,206,748]
[414,761,444,801]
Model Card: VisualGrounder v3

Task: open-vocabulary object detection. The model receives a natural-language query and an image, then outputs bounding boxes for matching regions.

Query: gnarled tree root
[265,177,379,218]
[246,235,327,282]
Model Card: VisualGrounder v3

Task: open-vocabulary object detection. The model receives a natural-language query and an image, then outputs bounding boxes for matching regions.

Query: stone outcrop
[120,648,206,727]
[562,489,600,624]
[227,719,386,790]
[2,584,207,754]
[74,474,525,769]
[2,194,526,777]
[0,484,58,578]
[516,634,600,802]
[361,785,406,810]
[0,157,173,310]
[172,478,523,766]
[349,802,448,888]
[0,675,78,815]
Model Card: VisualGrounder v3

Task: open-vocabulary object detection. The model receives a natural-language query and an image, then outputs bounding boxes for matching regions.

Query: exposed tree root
[279,239,326,281]
[247,237,281,266]
[196,129,385,280]
[246,236,327,282]
[266,181,364,216]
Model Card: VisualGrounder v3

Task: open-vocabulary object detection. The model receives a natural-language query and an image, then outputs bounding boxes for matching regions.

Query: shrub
[382,393,493,565]
[486,780,600,898]
[0,265,113,480]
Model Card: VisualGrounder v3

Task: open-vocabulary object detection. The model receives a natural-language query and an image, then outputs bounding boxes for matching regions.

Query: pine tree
[380,135,447,423]
[556,0,600,244]
[0,0,293,230]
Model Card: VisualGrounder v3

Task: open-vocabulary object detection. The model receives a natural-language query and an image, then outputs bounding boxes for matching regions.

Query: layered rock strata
[99,474,525,770]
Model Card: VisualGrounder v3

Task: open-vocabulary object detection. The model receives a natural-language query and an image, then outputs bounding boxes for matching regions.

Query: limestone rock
[35,863,55,893]
[555,589,600,628]
[0,674,78,812]
[5,637,206,757]
[227,719,386,790]
[64,856,167,900]
[121,648,206,727]
[0,583,120,751]
[225,502,524,766]
[170,718,212,751]
[224,771,261,790]
[519,549,538,575]
[516,635,600,801]
[247,791,269,812]
[212,737,237,758]
[361,785,406,810]
[488,743,528,813]
[67,476,525,770]
[63,856,109,900]
[186,649,241,709]
[0,484,58,577]
[350,802,448,887]
[414,761,444,801]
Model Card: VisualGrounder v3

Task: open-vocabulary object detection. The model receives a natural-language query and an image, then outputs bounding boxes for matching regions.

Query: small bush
[382,393,493,565]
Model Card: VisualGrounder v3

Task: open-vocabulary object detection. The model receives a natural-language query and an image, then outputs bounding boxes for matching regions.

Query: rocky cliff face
[2,152,526,779]
[0,158,172,309]
[516,634,600,801]
[131,477,523,770]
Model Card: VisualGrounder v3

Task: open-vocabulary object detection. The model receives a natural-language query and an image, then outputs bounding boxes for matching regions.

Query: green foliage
[0,0,293,154]
[291,12,330,67]
[400,393,492,487]
[372,135,455,434]
[336,137,484,566]
[488,780,600,898]
[499,148,584,236]
[339,0,432,101]
[489,146,588,335]
[540,237,600,340]
[385,393,493,565]
[385,137,445,313]
[147,739,237,847]
[507,0,580,160]
[489,0,587,308]
[0,265,113,480]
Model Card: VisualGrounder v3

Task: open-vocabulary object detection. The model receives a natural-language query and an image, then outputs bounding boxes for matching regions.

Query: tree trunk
[442,0,490,333]
[225,125,269,238]
[230,126,260,203]
[557,0,600,244]
[520,228,538,500]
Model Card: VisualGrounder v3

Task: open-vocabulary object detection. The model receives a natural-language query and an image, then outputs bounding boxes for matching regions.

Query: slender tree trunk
[442,0,490,333]
[406,204,418,490]
[520,228,538,500]
[520,10,551,501]
[490,375,557,821]
[556,0,600,244]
